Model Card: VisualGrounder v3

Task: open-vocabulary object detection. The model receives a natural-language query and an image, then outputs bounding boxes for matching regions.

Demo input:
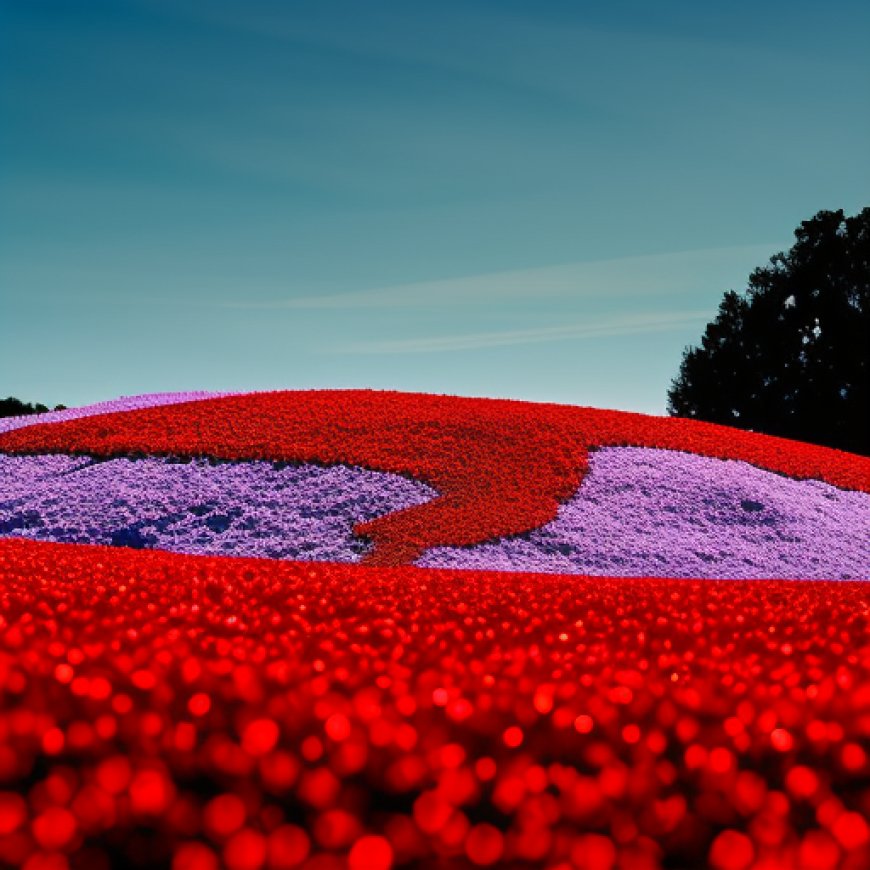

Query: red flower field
[0,391,868,869]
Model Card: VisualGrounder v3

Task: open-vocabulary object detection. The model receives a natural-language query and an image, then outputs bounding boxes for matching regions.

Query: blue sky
[2,0,868,414]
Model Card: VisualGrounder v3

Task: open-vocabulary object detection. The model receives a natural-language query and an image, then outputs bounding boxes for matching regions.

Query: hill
[0,390,868,869]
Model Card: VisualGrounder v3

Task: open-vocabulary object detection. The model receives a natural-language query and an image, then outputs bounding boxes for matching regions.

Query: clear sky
[2,0,868,414]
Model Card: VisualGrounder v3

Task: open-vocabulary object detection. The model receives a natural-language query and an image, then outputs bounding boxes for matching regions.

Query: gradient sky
[2,0,868,414]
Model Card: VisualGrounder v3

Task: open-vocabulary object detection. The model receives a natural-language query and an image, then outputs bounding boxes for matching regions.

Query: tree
[668,208,870,456]
[0,397,66,418]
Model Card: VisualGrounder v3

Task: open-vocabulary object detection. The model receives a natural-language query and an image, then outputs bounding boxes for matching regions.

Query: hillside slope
[1,390,867,578]
[0,390,868,869]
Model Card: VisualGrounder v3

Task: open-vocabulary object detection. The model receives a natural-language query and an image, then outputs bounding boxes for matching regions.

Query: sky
[2,0,868,414]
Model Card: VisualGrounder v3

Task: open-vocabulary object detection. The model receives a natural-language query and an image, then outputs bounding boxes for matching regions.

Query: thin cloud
[329,310,710,355]
[221,244,777,311]
[169,4,807,117]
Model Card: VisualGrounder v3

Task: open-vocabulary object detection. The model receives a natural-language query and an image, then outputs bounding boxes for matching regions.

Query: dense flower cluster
[2,448,867,579]
[423,447,870,580]
[1,391,867,566]
[1,390,868,867]
[0,455,431,563]
[1,539,870,869]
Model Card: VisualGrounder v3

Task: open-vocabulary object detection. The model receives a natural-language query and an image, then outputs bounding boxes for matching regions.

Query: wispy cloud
[221,244,776,311]
[168,3,815,119]
[329,309,710,355]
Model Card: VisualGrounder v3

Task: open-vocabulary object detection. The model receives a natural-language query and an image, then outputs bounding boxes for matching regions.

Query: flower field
[0,390,869,869]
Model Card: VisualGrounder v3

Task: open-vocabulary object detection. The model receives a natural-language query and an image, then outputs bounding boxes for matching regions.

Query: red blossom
[0,538,869,867]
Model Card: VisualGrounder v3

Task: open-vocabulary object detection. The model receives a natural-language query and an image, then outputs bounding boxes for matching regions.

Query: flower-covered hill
[1,390,869,870]
[0,390,868,578]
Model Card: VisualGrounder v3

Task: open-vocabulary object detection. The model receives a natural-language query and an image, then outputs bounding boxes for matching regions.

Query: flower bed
[1,391,868,567]
[1,389,868,869]
[1,447,867,579]
[0,454,432,562]
[422,446,870,580]
[1,539,869,869]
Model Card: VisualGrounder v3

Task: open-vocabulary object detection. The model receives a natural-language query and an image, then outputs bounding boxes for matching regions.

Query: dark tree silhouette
[668,208,870,456]
[0,397,66,418]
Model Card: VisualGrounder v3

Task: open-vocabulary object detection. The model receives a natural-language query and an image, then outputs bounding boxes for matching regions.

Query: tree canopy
[0,397,66,418]
[668,208,869,456]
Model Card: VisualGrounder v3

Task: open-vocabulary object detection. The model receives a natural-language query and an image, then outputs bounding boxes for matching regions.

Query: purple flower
[0,392,230,434]
[1,445,867,580]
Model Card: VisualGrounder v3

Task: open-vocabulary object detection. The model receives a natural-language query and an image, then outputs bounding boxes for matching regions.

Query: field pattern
[1,448,867,579]
[0,390,868,869]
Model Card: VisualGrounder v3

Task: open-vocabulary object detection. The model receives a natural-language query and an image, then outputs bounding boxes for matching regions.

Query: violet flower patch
[0,455,436,562]
[0,392,230,435]
[419,447,870,580]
